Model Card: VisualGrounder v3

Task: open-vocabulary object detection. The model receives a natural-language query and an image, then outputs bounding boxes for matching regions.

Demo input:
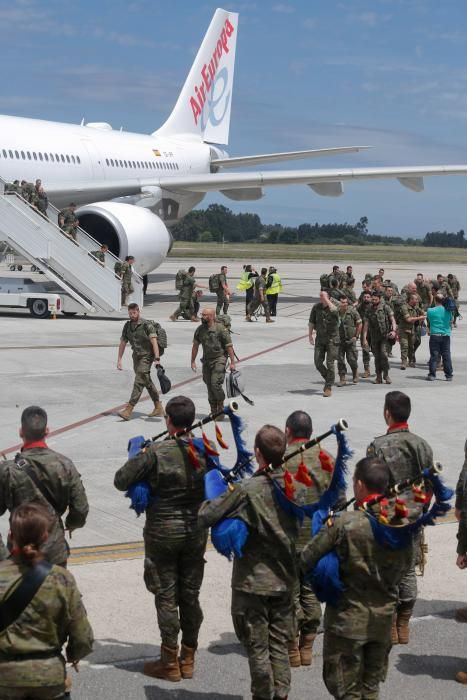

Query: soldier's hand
[230,362,236,371]
[191,361,197,372]
[117,360,123,370]
[456,554,467,570]
[309,334,315,346]
[455,508,462,521]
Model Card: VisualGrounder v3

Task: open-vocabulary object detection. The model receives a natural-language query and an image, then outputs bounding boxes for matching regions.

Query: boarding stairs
[0,178,142,314]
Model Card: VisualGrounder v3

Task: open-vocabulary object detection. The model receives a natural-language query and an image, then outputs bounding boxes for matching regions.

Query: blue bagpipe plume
[307,509,345,606]
[224,404,255,478]
[124,436,152,517]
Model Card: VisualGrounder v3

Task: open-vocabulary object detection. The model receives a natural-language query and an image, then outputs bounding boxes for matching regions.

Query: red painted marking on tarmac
[0,333,307,456]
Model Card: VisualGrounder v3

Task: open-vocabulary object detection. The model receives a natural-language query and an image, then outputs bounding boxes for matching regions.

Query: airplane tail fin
[154,8,238,146]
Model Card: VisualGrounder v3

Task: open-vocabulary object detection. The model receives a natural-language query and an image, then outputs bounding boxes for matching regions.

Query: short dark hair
[69,202,76,207]
[261,267,267,275]
[447,274,453,279]
[221,265,227,272]
[244,264,252,272]
[101,243,108,249]
[166,395,195,428]
[285,411,312,440]
[128,302,139,311]
[255,425,286,467]
[188,266,196,273]
[384,391,411,423]
[333,265,339,272]
[354,457,389,494]
[125,255,134,262]
[21,406,47,441]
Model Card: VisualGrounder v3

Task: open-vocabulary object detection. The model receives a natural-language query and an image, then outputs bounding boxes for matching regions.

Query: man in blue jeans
[426,293,453,381]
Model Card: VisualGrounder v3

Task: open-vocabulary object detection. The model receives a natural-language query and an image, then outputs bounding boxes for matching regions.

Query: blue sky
[1,0,467,236]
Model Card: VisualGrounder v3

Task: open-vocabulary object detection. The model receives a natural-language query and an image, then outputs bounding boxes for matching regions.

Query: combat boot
[288,639,301,668]
[179,643,196,679]
[352,370,359,384]
[400,362,407,370]
[265,317,275,323]
[396,602,414,644]
[384,375,392,384]
[148,401,165,417]
[409,361,416,368]
[299,632,316,666]
[118,404,134,421]
[456,672,467,684]
[373,374,382,384]
[338,375,346,387]
[245,315,252,322]
[190,315,198,322]
[361,367,370,378]
[323,387,332,397]
[169,314,177,322]
[143,644,181,681]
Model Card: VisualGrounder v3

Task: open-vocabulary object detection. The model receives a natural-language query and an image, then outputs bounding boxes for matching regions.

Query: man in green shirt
[337,297,362,386]
[171,267,202,321]
[309,291,340,397]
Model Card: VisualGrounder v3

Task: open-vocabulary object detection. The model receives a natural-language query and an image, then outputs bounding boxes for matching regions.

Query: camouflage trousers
[121,282,133,306]
[143,527,208,648]
[0,656,66,698]
[399,330,421,364]
[293,555,321,636]
[314,340,338,389]
[360,330,371,370]
[247,297,270,318]
[232,589,293,700]
[337,340,359,376]
[397,536,419,605]
[216,292,230,316]
[323,630,391,699]
[129,355,159,407]
[202,357,226,408]
[173,295,195,319]
[370,337,389,377]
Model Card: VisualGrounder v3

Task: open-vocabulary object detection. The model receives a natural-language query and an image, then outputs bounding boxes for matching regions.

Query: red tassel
[379,497,389,520]
[215,423,229,450]
[294,461,313,487]
[202,431,219,456]
[319,450,333,473]
[394,497,409,519]
[186,438,201,470]
[412,484,427,503]
[284,469,295,499]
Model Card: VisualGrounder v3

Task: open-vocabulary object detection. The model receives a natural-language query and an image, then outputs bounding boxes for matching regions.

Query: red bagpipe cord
[215,423,229,450]
[186,438,202,470]
[319,449,333,473]
[202,431,219,457]
[284,469,295,499]
[394,497,409,519]
[294,460,313,487]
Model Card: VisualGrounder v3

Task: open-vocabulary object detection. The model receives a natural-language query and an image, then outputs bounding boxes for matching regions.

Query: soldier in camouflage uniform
[114,395,213,682]
[216,265,231,316]
[170,266,200,321]
[284,411,334,668]
[199,424,303,700]
[415,273,433,310]
[366,391,434,644]
[362,290,396,384]
[0,502,93,699]
[343,277,357,305]
[309,290,340,397]
[91,243,108,265]
[191,307,236,417]
[246,268,274,322]
[119,255,134,306]
[447,273,461,327]
[57,202,79,240]
[337,297,362,386]
[117,302,164,420]
[0,406,89,567]
[398,294,425,369]
[357,290,373,377]
[328,277,346,302]
[300,457,412,700]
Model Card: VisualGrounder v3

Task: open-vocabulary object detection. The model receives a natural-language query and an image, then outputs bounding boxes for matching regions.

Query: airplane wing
[212,146,371,168]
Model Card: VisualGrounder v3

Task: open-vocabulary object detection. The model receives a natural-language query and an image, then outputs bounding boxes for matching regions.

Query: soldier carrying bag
[0,560,53,633]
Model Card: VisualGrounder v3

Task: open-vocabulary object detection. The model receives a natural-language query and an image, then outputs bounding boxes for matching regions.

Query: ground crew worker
[367,391,434,644]
[0,405,89,567]
[91,243,108,265]
[266,266,283,316]
[117,303,164,420]
[170,266,202,321]
[337,296,362,386]
[236,264,258,315]
[399,294,425,369]
[300,457,413,700]
[120,255,134,306]
[284,410,334,668]
[0,502,94,699]
[216,265,231,316]
[362,290,396,385]
[246,267,274,322]
[309,290,340,397]
[357,290,373,377]
[199,424,304,700]
[114,395,213,682]
[191,307,236,417]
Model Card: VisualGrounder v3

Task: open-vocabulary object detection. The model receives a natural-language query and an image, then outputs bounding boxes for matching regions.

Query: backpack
[175,269,188,291]
[443,296,456,313]
[139,320,168,356]
[209,273,221,292]
[216,314,232,331]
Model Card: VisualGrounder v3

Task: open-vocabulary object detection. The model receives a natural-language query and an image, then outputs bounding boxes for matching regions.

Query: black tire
[29,298,51,318]
[31,265,38,272]
[62,311,77,317]
[9,265,16,271]
[17,264,23,271]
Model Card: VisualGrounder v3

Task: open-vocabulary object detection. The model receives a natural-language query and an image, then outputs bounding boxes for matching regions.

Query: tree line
[171,204,466,248]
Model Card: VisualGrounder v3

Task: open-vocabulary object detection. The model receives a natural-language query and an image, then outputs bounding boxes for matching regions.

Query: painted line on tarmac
[0,344,116,351]
[69,539,215,566]
[0,332,308,456]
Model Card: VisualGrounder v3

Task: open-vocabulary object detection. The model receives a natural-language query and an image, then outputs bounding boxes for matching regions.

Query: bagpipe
[205,418,352,560]
[306,461,454,606]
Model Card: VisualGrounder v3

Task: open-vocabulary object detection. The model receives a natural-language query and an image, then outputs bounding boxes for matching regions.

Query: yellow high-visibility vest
[236,271,253,291]
[266,273,283,295]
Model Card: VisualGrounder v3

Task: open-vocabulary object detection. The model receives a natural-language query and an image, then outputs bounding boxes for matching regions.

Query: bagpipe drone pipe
[204,418,352,560]
[306,461,454,606]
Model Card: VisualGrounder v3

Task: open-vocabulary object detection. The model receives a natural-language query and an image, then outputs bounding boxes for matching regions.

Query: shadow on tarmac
[144,689,242,699]
[396,654,465,681]
[207,632,246,657]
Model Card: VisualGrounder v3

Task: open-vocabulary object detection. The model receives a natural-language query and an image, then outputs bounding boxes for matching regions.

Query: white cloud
[272,3,295,14]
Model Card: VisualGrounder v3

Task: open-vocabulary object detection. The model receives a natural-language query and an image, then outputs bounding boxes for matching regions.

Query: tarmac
[0,257,466,699]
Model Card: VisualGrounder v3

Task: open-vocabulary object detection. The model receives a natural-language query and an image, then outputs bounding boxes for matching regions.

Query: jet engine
[76,201,173,275]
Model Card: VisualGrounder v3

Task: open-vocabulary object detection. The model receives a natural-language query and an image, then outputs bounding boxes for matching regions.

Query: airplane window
[66,155,70,163]
[71,155,75,164]
[8,150,13,158]
[124,160,127,167]
[14,150,19,158]
[44,153,49,161]
[110,159,114,166]
[33,152,37,160]
[27,152,31,159]
[132,161,136,167]
[61,154,65,162]
[2,150,6,158]
[21,151,25,159]
[76,155,81,164]
[119,160,123,167]
[49,153,54,162]
[38,152,43,161]
[55,153,59,161]
[105,158,109,166]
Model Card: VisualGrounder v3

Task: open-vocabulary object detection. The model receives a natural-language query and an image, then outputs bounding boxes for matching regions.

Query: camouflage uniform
[216,272,230,316]
[343,287,357,304]
[193,322,232,412]
[415,281,432,310]
[199,467,302,700]
[365,301,394,380]
[114,438,213,649]
[57,207,77,240]
[357,298,372,373]
[247,274,271,319]
[398,302,423,366]
[0,559,93,697]
[337,306,361,379]
[0,445,88,566]
[367,427,434,606]
[91,249,105,264]
[0,535,7,560]
[120,261,134,305]
[121,318,160,409]
[309,301,340,390]
[456,442,467,556]
[173,274,197,319]
[285,442,333,640]
[300,508,412,700]
[449,275,461,300]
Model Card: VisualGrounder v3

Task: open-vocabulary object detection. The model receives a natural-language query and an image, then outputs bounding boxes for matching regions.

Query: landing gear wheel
[29,298,51,318]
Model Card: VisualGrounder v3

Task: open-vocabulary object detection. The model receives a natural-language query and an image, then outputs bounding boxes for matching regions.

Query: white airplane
[1,7,467,275]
